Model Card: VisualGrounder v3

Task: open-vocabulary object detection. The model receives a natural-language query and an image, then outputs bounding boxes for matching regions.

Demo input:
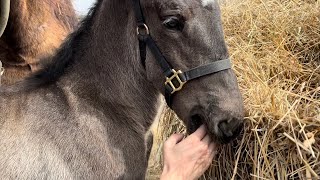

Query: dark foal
[0,0,244,178]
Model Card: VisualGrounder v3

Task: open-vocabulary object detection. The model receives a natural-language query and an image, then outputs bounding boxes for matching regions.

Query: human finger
[164,133,184,148]
[189,125,207,141]
[208,142,218,157]
[201,134,211,145]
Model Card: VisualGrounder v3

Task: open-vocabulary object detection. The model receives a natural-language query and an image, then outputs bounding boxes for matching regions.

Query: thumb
[164,133,184,148]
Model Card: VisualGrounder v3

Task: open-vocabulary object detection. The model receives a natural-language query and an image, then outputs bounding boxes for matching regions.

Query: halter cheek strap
[132,0,232,108]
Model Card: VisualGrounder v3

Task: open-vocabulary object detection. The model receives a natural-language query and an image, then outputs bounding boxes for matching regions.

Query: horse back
[0,85,148,179]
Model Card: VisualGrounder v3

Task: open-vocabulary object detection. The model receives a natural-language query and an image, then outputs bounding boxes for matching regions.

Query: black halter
[132,0,232,108]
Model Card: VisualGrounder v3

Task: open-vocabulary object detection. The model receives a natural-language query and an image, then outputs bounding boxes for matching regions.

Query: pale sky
[73,0,96,15]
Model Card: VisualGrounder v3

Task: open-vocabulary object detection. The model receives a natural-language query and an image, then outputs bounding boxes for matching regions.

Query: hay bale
[147,0,320,179]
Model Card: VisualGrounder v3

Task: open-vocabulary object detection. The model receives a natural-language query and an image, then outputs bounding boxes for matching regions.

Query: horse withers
[0,0,244,178]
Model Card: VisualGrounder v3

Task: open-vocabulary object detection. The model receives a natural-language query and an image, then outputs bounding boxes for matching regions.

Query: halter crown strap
[132,0,173,76]
[132,0,145,25]
[131,0,232,108]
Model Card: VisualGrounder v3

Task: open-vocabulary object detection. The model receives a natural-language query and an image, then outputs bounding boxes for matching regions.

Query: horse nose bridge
[215,87,244,112]
[207,97,244,116]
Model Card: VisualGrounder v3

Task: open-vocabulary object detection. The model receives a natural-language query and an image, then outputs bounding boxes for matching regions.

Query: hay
[147,0,320,179]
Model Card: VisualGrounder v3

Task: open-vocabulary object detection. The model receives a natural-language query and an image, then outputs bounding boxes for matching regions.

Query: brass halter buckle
[165,69,187,94]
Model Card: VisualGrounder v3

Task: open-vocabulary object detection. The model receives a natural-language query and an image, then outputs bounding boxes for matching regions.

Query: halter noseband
[132,0,232,108]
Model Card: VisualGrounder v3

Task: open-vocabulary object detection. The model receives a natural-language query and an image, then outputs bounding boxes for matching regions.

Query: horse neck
[59,0,161,131]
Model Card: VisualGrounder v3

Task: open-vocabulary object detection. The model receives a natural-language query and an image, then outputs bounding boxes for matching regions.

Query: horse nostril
[218,120,235,137]
[187,114,204,134]
[217,118,243,140]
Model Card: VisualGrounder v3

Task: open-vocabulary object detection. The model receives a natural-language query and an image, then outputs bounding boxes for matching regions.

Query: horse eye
[163,16,184,31]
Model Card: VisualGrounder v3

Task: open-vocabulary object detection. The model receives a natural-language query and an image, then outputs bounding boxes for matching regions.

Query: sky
[73,0,96,15]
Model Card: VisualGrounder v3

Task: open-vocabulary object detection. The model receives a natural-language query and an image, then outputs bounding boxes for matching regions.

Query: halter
[132,0,232,108]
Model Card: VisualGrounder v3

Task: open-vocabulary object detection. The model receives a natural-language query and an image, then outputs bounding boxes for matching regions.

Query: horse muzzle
[187,107,244,144]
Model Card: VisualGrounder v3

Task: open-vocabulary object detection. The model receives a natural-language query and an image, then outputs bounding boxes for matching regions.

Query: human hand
[160,125,217,180]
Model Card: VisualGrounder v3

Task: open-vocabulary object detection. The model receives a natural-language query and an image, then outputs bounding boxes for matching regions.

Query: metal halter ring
[136,23,150,36]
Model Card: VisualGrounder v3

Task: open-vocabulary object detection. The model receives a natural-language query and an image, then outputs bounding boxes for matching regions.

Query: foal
[0,0,244,178]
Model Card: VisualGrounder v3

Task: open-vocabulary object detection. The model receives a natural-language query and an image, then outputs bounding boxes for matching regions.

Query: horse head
[138,0,244,143]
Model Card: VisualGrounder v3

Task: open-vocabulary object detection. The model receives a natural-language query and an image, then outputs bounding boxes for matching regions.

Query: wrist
[160,172,184,180]
[160,165,184,180]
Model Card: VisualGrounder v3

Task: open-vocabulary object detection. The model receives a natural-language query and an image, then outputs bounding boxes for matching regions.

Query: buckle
[136,23,150,36]
[165,69,186,94]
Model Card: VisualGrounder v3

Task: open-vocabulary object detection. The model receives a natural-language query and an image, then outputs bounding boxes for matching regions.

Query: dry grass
[147,0,320,179]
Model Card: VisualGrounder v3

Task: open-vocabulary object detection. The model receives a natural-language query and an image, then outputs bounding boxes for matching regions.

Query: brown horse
[0,0,244,178]
[0,0,77,85]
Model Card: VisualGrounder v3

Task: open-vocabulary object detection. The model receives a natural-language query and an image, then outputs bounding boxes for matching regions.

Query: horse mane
[0,1,103,93]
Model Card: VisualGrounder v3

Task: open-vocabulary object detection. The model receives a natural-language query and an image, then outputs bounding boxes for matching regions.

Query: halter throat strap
[131,0,232,108]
